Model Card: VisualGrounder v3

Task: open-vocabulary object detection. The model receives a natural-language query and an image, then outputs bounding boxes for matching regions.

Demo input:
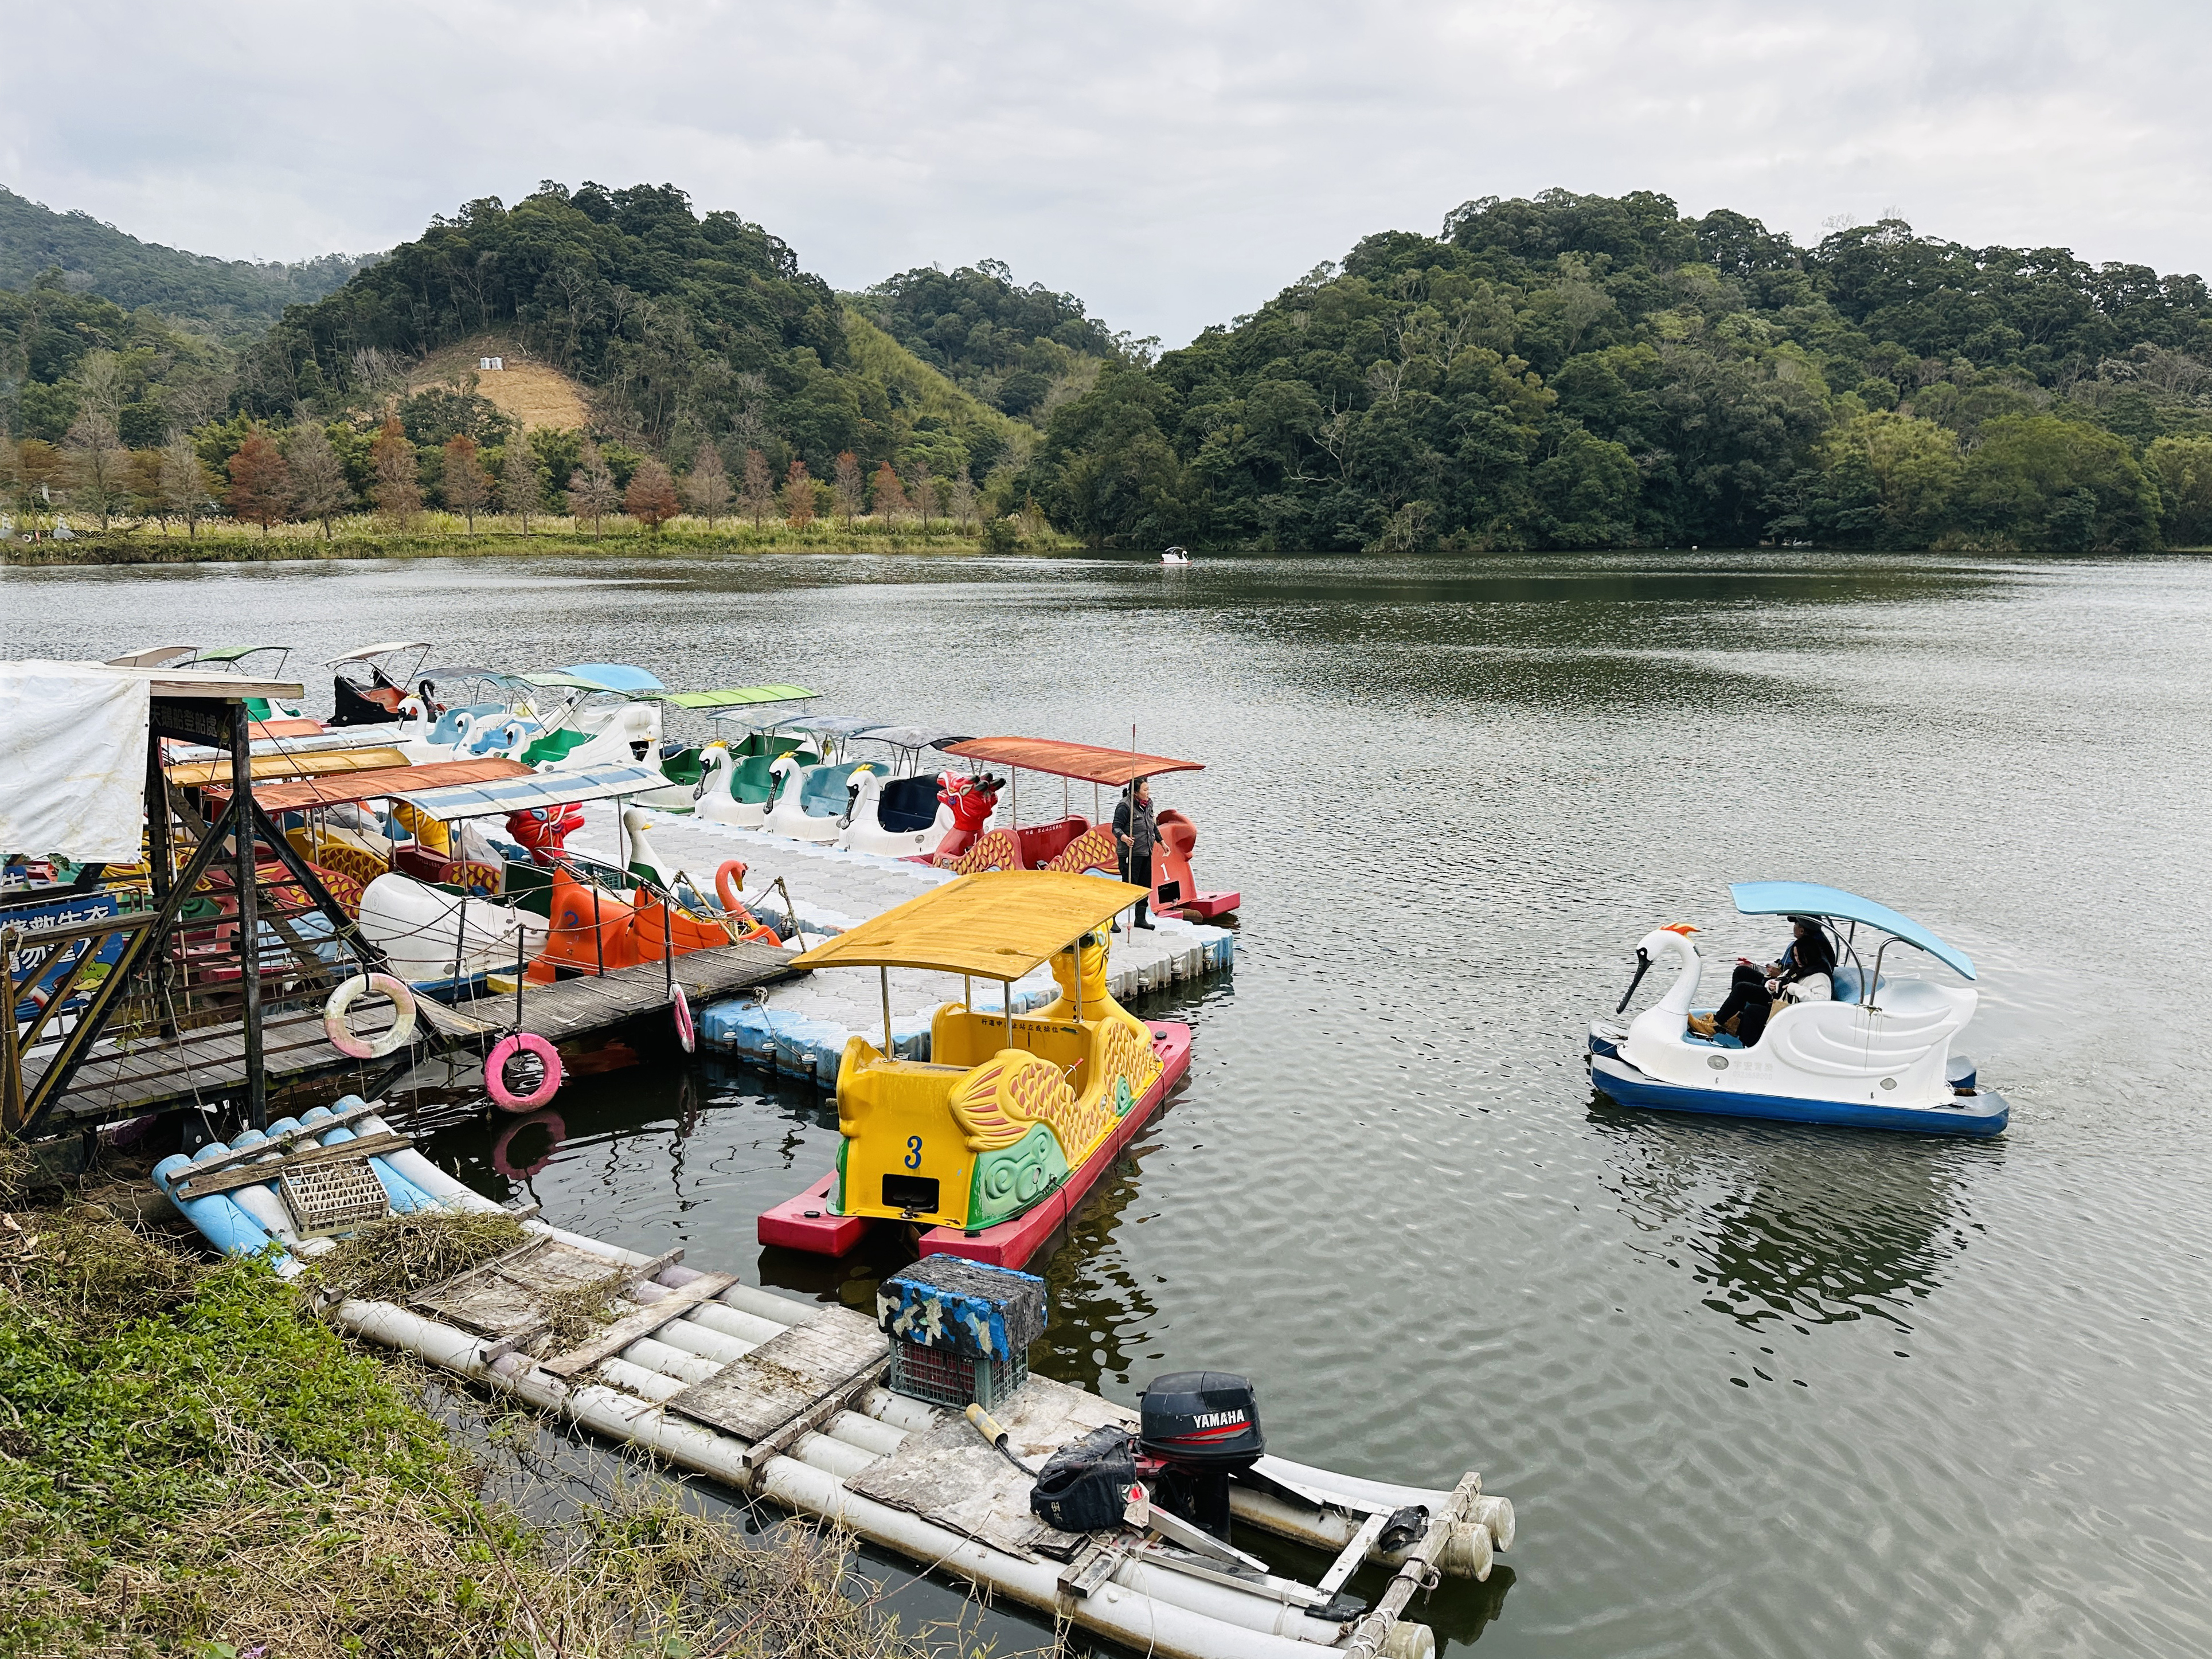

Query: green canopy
[665,683,818,710]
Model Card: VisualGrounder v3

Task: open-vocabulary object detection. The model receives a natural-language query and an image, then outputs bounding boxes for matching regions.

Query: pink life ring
[714,858,748,914]
[671,983,695,1054]
[486,1031,563,1112]
[491,1109,566,1180]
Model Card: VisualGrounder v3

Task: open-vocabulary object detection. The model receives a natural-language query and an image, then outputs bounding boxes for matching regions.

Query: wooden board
[846,1374,1135,1561]
[542,1272,737,1378]
[411,1235,642,1339]
[666,1305,887,1443]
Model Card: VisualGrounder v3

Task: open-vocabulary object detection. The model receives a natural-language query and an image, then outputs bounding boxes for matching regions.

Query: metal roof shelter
[1730,881,1977,981]
[392,761,666,822]
[791,871,1143,981]
[200,757,532,813]
[941,737,1203,788]
[665,683,818,711]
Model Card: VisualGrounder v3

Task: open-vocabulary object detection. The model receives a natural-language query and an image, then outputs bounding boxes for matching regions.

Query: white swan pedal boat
[1587,881,2008,1137]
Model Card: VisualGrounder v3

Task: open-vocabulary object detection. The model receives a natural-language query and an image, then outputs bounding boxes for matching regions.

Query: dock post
[881,965,892,1054]
[230,701,265,1129]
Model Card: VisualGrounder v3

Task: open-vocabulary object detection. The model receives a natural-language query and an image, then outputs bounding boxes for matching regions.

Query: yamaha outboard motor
[1138,1371,1263,1540]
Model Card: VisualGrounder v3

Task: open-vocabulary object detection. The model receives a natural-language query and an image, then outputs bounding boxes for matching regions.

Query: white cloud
[5,0,2207,345]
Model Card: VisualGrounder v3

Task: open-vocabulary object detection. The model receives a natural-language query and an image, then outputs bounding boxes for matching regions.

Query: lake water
[7,549,2210,1658]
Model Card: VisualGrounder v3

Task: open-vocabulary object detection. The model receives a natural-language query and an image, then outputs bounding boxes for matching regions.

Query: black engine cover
[1138,1370,1263,1467]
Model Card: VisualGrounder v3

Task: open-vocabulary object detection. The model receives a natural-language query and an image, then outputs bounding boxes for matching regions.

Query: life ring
[323,973,417,1059]
[671,983,695,1054]
[715,859,749,913]
[486,1031,564,1112]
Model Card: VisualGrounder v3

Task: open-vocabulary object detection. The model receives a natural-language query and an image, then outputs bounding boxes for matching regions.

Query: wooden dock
[30,940,799,1129]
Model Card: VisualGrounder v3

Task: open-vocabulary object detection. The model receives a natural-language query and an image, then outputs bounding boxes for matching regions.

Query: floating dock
[158,1102,1513,1659]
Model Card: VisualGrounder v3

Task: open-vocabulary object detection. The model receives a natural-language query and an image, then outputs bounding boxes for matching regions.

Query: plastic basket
[888,1338,1028,1411]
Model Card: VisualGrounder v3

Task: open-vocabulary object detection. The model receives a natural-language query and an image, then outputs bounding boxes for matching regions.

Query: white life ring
[671,983,695,1054]
[323,972,417,1059]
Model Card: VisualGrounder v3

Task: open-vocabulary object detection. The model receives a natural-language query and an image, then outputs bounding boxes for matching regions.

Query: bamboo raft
[153,1099,1515,1659]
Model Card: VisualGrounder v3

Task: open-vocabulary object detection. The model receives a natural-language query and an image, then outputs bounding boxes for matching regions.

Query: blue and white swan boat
[1586,881,2008,1137]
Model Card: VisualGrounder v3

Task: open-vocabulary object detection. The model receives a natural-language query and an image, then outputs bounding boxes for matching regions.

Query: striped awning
[204,757,534,812]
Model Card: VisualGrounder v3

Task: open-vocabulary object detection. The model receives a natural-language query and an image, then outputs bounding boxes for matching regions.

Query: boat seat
[877,774,941,833]
[732,753,778,803]
[522,727,592,766]
[799,762,871,817]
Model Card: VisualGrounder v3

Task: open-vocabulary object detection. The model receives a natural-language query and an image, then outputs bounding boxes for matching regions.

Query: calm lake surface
[7,549,2209,1658]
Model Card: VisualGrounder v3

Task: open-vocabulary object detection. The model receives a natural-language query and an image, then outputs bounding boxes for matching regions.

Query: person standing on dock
[1114,777,1158,931]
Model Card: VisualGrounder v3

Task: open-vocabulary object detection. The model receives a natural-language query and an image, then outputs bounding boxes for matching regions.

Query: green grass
[1,515,1069,567]
[839,308,1035,463]
[0,1198,1034,1659]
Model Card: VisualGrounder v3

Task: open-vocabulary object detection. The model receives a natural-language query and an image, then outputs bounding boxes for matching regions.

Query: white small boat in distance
[1160,546,1191,565]
[1587,881,2007,1136]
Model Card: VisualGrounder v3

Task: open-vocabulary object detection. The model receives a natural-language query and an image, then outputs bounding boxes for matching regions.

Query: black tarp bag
[1029,1425,1140,1533]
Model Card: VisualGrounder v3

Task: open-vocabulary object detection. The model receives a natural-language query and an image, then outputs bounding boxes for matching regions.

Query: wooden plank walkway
[29,939,800,1128]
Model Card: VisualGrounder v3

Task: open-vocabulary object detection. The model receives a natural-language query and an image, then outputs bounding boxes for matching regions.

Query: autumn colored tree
[161,433,214,539]
[370,415,421,527]
[501,430,542,530]
[739,448,774,527]
[832,451,863,525]
[226,428,292,535]
[10,439,67,530]
[682,443,732,527]
[870,461,908,523]
[443,433,492,531]
[781,459,815,527]
[626,456,681,530]
[568,439,619,534]
[287,418,353,539]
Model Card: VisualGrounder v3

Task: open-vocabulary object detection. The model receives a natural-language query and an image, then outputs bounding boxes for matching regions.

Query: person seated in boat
[1689,917,1836,1043]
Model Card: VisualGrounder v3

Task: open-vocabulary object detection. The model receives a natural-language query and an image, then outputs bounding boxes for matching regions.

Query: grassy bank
[0,1153,1021,1658]
[1,514,1073,568]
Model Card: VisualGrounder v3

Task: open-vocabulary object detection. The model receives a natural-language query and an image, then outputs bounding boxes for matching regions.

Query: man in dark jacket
[1112,777,1157,931]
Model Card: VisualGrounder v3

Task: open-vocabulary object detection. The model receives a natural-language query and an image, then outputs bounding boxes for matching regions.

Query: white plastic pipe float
[153,1145,288,1267]
[220,1128,303,1243]
[330,1298,1380,1659]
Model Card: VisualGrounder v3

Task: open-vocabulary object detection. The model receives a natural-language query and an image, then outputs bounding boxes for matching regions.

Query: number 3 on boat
[759,872,1193,1268]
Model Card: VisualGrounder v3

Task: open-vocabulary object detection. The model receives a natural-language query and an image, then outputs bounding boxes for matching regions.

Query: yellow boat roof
[791,871,1148,980]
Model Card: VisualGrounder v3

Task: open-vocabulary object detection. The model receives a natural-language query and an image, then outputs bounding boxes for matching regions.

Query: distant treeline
[1027,191,2212,551]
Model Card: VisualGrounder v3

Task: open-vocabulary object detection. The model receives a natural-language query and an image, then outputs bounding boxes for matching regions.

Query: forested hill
[1030,189,2212,552]
[0,185,372,337]
[248,182,1028,484]
[853,261,1136,424]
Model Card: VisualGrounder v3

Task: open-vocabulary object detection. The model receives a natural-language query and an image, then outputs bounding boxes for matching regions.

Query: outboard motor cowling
[1139,1371,1264,1466]
[1138,1371,1262,1541]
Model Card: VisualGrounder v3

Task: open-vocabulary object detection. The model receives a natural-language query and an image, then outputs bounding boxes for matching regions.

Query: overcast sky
[4,1,2206,346]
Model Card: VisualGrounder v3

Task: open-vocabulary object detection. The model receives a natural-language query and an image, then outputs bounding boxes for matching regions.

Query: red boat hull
[756,1020,1194,1268]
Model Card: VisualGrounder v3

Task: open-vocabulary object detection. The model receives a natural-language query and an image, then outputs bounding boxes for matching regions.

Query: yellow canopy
[791,871,1147,980]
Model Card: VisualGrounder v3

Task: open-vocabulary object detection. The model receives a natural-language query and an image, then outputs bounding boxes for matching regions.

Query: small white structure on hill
[479,355,504,371]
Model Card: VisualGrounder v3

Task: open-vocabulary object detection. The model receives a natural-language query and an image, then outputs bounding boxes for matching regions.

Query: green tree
[1810,411,1964,547]
[1957,416,2159,551]
[2145,435,2212,547]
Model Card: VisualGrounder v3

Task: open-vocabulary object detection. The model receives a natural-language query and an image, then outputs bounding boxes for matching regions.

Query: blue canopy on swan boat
[1730,881,1975,981]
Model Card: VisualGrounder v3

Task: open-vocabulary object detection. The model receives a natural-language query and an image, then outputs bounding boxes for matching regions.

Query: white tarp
[0,663,150,862]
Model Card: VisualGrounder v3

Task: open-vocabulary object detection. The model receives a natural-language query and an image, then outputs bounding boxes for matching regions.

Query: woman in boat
[1691,917,1836,1043]
[1113,777,1158,932]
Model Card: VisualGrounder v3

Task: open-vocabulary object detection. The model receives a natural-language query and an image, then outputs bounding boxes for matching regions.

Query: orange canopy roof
[206,757,534,812]
[941,737,1203,787]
